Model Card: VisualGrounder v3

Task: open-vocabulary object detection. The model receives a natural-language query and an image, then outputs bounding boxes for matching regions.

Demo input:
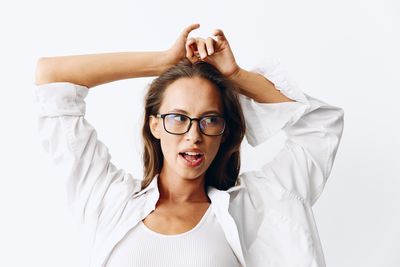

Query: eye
[171,114,188,123]
[202,116,222,125]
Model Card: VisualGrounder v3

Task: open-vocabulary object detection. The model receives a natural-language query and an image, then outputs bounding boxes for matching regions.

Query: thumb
[181,23,200,40]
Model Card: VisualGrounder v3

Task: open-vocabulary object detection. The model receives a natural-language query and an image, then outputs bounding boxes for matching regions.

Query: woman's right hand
[164,23,200,65]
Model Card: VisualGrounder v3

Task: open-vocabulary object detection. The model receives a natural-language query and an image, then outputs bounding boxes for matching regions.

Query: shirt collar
[133,174,159,198]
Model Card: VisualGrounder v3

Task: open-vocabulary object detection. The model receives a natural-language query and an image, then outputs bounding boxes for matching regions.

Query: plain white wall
[0,0,399,266]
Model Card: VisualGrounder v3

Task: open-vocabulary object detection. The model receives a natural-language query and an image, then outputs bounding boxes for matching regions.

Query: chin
[177,168,206,180]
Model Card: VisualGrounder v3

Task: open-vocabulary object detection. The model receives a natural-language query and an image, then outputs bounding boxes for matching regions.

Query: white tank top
[106,204,241,267]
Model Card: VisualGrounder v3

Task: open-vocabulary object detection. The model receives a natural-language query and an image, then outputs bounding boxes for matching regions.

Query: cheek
[206,139,222,161]
[159,134,179,159]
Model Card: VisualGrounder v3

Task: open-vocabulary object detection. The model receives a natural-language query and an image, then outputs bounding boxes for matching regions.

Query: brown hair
[140,58,246,191]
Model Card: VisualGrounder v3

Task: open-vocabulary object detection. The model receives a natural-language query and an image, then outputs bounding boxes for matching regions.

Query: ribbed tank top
[106,204,241,267]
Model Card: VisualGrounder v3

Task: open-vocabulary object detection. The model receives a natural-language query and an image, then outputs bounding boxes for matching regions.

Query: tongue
[183,154,199,161]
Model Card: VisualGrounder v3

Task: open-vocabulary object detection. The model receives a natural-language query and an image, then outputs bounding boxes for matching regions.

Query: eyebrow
[168,109,223,116]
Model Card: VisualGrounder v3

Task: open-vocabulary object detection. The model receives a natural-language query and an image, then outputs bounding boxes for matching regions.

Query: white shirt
[106,203,241,267]
[33,58,345,267]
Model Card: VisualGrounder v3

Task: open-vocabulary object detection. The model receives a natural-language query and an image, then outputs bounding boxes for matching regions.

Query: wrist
[161,50,180,69]
[154,51,172,74]
[227,65,244,82]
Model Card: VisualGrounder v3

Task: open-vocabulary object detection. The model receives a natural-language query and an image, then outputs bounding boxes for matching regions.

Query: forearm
[35,51,173,88]
[230,67,295,103]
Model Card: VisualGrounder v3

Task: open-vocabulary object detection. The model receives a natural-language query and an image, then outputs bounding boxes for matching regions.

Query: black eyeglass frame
[155,113,226,136]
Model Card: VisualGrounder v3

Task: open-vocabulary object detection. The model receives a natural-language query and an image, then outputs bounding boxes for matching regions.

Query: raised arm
[33,24,201,227]
[238,59,344,206]
[189,29,344,206]
[35,51,171,88]
[35,23,200,88]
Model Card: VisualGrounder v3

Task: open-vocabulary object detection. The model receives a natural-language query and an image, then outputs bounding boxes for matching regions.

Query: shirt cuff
[33,82,89,117]
[238,58,313,147]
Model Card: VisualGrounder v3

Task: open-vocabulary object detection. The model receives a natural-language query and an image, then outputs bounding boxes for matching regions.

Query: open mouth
[179,152,204,167]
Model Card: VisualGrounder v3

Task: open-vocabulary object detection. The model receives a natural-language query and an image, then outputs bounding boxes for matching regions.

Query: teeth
[183,152,202,156]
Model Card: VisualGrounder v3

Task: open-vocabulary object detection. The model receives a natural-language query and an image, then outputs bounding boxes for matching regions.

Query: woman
[34,24,344,267]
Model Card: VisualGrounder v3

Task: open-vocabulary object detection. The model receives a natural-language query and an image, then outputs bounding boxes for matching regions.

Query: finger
[185,38,196,58]
[189,57,200,64]
[212,28,227,42]
[186,38,201,62]
[196,38,208,59]
[182,23,200,38]
[205,37,215,55]
[186,44,200,64]
[186,37,196,47]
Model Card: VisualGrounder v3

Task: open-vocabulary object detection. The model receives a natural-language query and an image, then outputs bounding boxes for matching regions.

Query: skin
[146,76,223,234]
[149,76,224,202]
[35,23,295,234]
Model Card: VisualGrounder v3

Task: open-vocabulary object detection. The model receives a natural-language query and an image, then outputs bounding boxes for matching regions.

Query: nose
[185,120,203,142]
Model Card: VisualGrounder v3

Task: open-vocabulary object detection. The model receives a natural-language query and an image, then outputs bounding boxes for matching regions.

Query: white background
[1,0,399,266]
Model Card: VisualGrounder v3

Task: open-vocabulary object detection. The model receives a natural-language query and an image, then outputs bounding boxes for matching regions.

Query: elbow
[328,107,345,143]
[337,107,345,136]
[328,106,345,137]
[35,57,56,85]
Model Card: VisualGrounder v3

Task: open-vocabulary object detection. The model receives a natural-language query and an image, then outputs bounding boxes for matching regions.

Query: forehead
[160,76,223,115]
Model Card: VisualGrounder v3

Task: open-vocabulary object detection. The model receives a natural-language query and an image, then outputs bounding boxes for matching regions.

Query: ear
[149,115,161,140]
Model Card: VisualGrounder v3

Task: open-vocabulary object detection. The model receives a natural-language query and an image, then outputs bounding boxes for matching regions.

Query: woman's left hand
[186,29,241,78]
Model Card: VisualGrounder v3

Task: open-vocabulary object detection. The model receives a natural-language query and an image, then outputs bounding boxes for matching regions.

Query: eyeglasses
[155,113,226,136]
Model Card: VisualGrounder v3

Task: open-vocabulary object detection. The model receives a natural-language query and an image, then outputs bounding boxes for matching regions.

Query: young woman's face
[150,76,224,181]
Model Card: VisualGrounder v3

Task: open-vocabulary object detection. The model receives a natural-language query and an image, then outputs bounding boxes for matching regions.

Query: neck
[158,166,210,204]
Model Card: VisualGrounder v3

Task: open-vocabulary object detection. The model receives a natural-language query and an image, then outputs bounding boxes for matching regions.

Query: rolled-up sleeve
[239,59,344,206]
[33,82,142,225]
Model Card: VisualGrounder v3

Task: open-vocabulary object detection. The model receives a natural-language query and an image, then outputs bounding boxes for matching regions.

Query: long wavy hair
[140,58,246,191]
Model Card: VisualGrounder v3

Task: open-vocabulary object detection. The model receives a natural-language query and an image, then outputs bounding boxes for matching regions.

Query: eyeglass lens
[164,114,225,135]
